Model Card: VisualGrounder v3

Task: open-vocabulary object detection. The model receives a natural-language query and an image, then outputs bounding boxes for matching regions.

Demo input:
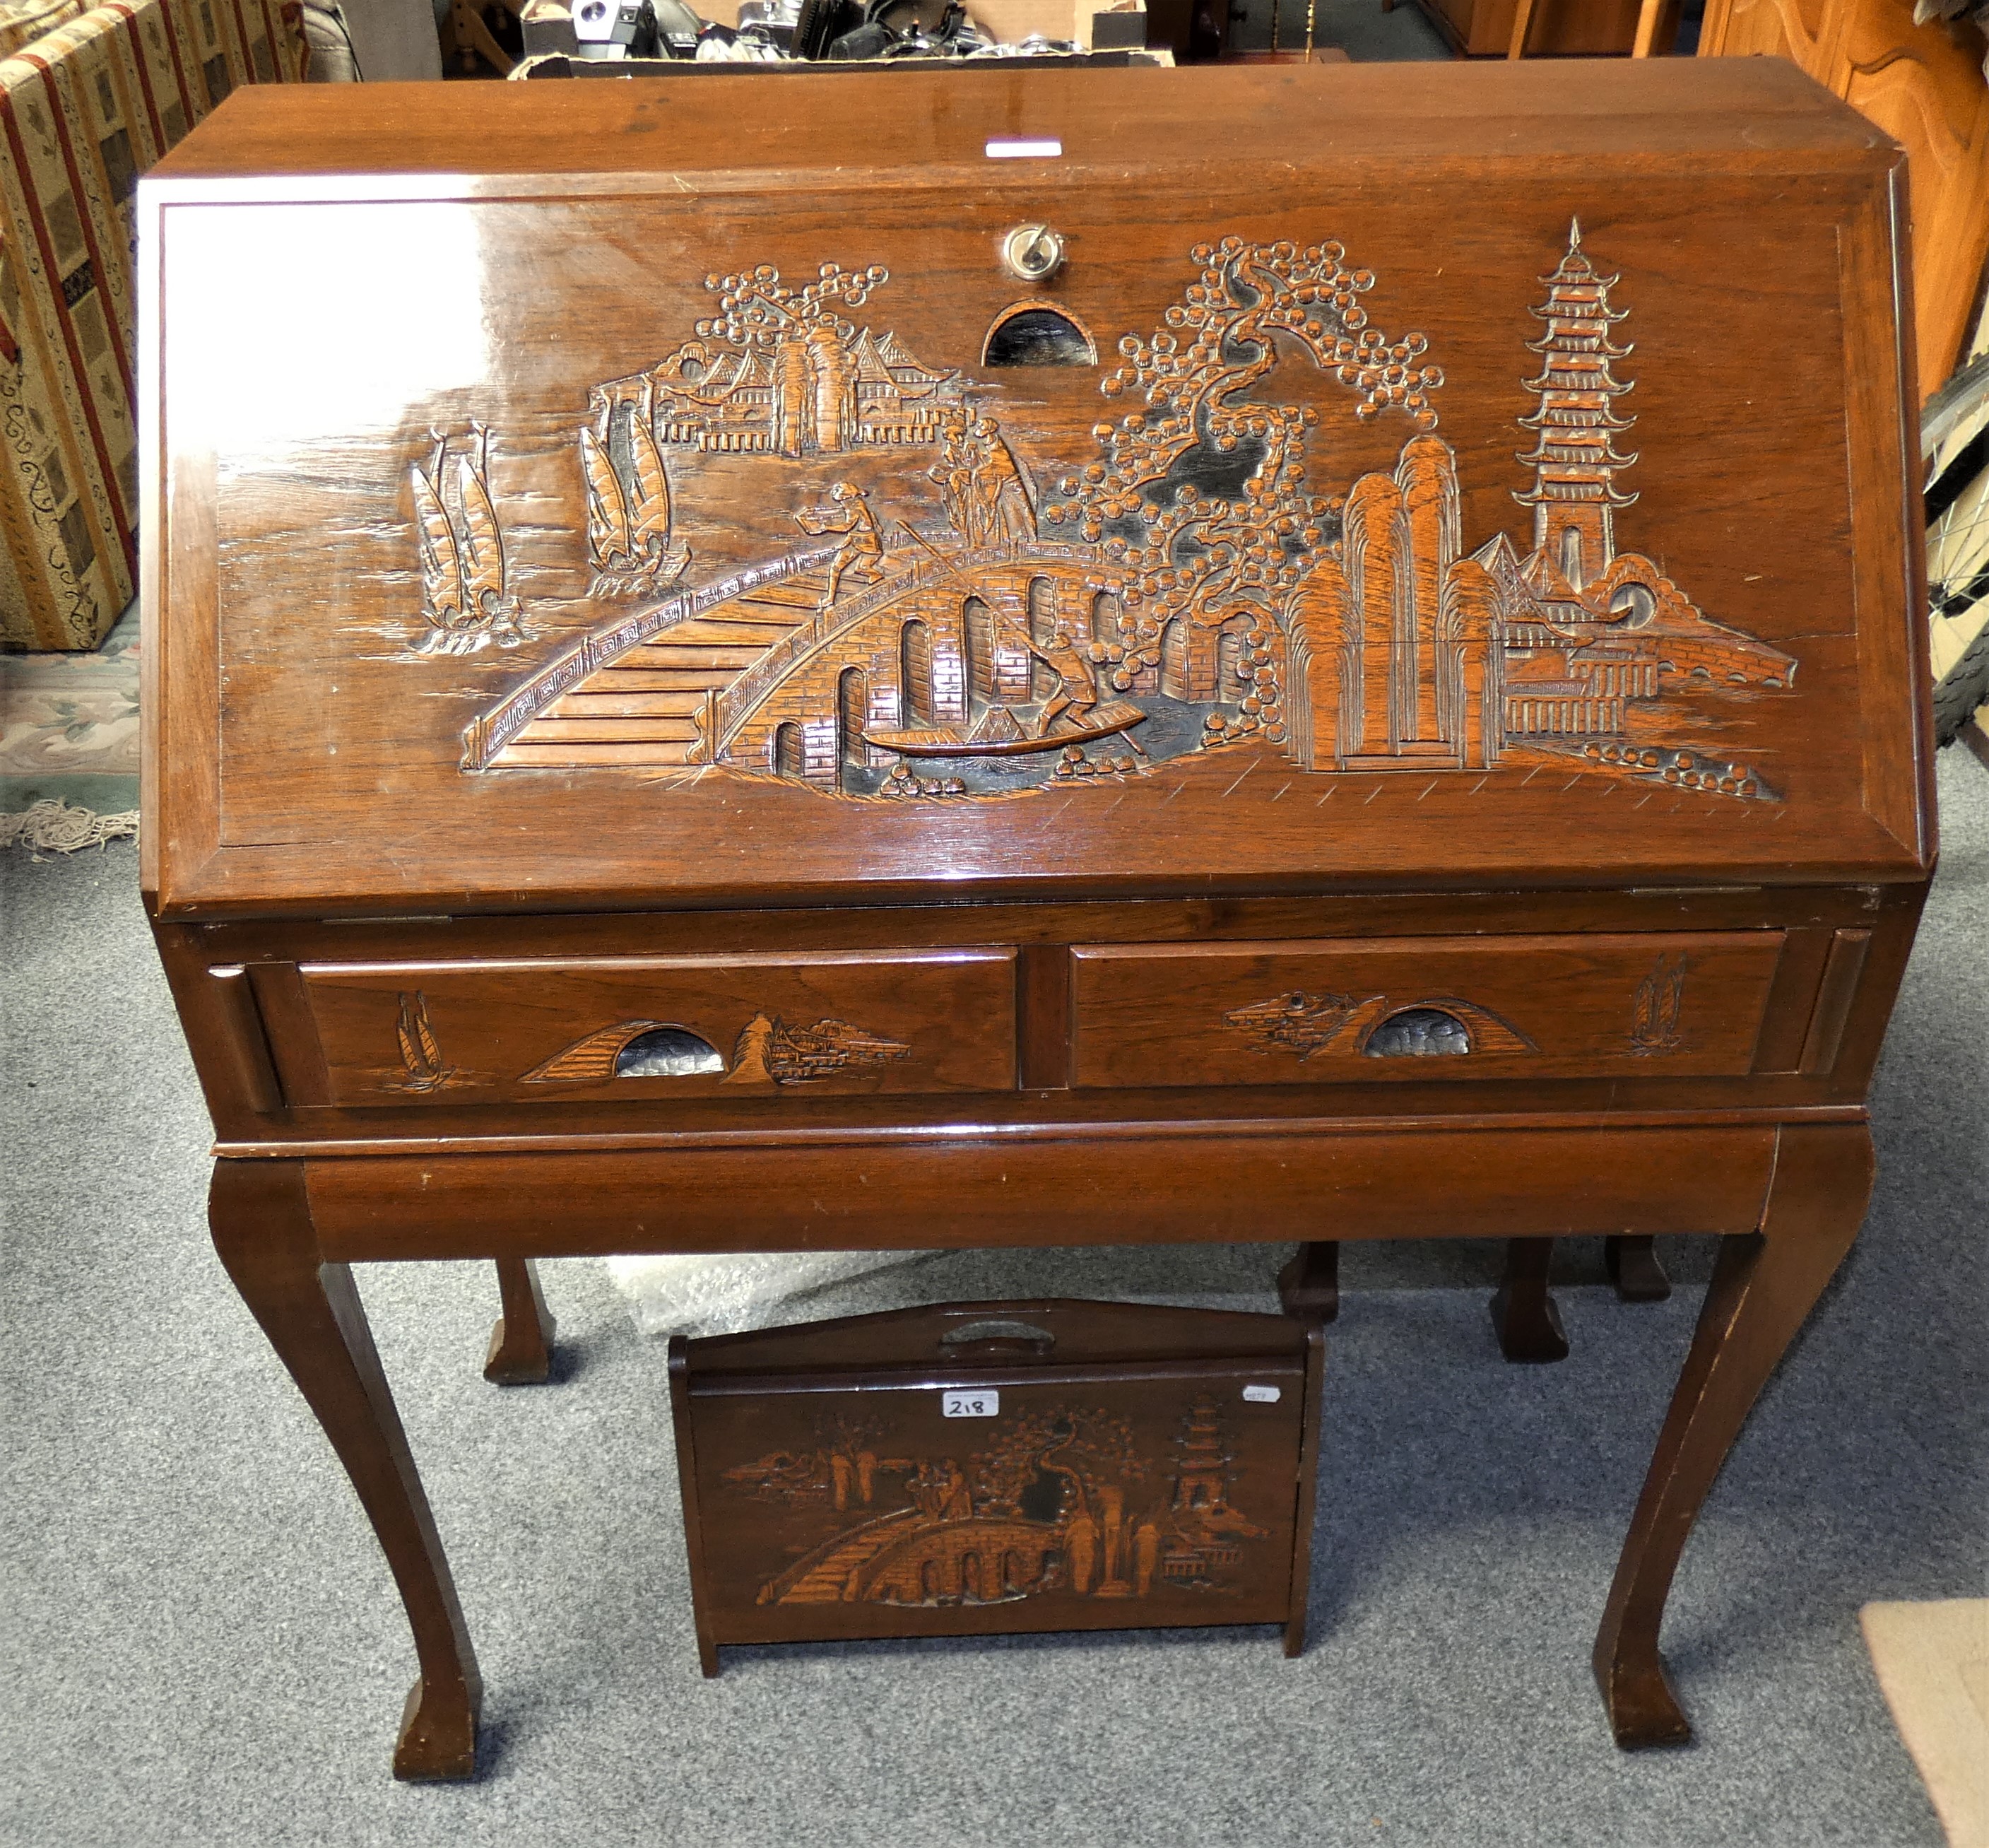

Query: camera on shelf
[570,0,656,54]
[567,0,700,57]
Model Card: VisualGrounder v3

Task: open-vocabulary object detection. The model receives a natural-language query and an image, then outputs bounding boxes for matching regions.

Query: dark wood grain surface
[141,59,1884,184]
[293,948,1017,1103]
[297,1122,1784,1259]
[149,882,1924,1148]
[1068,931,1786,1087]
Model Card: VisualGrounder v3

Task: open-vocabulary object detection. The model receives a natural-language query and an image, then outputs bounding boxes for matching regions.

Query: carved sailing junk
[1629,953,1689,1056]
[391,992,458,1093]
[454,225,1798,804]
[581,387,690,596]
[410,428,524,655]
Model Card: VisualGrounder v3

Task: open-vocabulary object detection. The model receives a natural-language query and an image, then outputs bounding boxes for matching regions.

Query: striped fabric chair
[0,0,308,651]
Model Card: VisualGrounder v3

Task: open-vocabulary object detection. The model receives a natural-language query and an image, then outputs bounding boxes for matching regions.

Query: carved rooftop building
[1171,1396,1232,1514]
[642,326,961,458]
[603,332,959,463]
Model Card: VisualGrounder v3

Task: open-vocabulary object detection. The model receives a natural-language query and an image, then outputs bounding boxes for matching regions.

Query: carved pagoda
[1514,220,1640,597]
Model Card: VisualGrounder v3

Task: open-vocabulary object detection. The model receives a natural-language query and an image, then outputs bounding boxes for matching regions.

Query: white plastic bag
[606,1249,931,1337]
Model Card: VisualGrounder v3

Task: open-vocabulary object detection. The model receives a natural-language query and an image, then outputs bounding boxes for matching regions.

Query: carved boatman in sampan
[986,601,1113,740]
[794,482,885,611]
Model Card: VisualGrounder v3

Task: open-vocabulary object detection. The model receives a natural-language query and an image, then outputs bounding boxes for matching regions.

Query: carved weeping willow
[1037,235,1447,754]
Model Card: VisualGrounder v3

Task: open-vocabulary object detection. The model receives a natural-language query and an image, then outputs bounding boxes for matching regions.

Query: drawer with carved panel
[1066,932,1790,1089]
[254,949,1017,1108]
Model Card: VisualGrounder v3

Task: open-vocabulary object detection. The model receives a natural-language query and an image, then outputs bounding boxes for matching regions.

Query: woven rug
[1863,1599,1989,1846]
[0,601,138,851]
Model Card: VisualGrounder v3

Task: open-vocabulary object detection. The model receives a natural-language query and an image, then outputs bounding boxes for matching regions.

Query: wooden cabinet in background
[1407,0,1671,56]
[1702,0,1989,389]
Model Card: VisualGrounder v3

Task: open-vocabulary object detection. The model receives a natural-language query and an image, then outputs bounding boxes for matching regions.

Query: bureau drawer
[271,950,1017,1106]
[1067,933,1786,1089]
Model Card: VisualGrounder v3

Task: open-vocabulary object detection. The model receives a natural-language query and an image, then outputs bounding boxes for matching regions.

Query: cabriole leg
[1605,1235,1672,1302]
[1593,1122,1872,1748]
[484,1256,557,1384]
[209,1160,482,1780]
[1490,1236,1569,1362]
[1277,1240,1340,1322]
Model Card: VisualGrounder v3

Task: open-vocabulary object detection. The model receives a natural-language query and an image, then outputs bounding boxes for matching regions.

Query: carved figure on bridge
[795,482,887,611]
[932,413,1037,546]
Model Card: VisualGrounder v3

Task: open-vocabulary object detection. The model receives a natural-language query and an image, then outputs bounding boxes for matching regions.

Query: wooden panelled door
[1701,0,1989,391]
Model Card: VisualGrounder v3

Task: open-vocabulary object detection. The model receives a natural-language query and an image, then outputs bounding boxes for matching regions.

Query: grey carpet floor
[4,749,1985,1848]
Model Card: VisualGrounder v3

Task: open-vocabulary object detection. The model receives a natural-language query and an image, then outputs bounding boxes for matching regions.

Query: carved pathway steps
[489,572,830,769]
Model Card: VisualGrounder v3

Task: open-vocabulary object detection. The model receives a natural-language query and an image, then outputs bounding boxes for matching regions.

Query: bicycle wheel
[1926,350,1989,748]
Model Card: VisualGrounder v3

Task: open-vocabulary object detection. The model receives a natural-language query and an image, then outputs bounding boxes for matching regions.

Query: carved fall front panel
[447,225,1793,806]
[177,172,1886,900]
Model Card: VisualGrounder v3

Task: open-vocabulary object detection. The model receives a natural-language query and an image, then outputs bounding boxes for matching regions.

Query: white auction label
[985,139,1062,160]
[1241,1384,1282,1403]
[943,1389,1000,1418]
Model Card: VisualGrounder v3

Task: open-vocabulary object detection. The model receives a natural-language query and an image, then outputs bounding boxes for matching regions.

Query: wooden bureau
[141,60,1933,1778]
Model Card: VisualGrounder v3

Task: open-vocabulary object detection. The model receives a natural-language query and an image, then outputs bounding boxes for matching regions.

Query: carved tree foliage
[968,1404,1151,1517]
[654,262,892,403]
[1040,238,1447,738]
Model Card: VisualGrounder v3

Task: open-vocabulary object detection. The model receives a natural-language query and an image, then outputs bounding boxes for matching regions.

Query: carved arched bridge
[463,536,1124,776]
[757,1509,1069,1608]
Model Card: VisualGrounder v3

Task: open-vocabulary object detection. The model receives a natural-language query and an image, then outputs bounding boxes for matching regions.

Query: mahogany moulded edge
[295,1120,1784,1260]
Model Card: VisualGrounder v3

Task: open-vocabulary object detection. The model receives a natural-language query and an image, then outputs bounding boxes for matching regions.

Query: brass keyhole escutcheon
[1001,223,1066,283]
